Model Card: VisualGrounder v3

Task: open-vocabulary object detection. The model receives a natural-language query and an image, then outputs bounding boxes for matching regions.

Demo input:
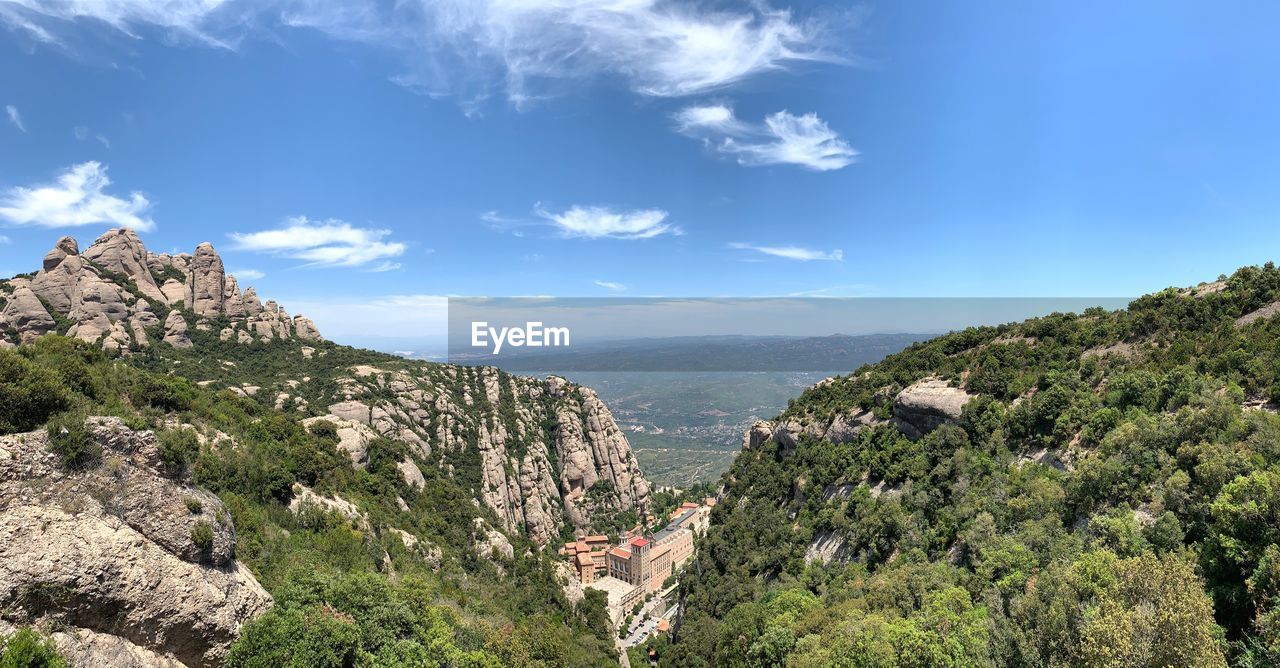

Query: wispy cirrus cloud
[6,105,25,132]
[676,104,857,171]
[594,280,626,292]
[0,0,241,48]
[0,161,155,231]
[730,242,843,262]
[1,1,840,109]
[536,205,679,240]
[229,216,406,270]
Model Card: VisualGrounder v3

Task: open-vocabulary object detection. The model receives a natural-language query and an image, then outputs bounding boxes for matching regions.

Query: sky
[3,1,1280,345]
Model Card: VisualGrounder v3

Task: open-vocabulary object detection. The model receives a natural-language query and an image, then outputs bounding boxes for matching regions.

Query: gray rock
[185,242,226,317]
[892,377,975,438]
[162,310,192,349]
[0,418,272,668]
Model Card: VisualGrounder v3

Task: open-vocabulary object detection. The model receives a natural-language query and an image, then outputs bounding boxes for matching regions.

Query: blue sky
[2,1,1280,342]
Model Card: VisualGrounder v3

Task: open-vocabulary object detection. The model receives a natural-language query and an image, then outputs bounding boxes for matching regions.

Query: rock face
[307,366,650,547]
[162,309,192,349]
[185,242,225,317]
[0,229,323,351]
[892,377,976,438]
[0,417,272,667]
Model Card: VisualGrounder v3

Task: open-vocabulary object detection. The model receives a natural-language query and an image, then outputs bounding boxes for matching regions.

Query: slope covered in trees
[0,336,617,666]
[657,264,1280,667]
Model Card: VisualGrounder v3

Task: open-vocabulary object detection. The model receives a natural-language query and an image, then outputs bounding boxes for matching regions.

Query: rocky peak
[42,235,78,271]
[1,228,324,351]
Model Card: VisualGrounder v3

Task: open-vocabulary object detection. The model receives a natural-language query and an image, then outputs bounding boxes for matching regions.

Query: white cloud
[286,0,834,105]
[0,0,240,48]
[676,104,857,171]
[535,205,678,240]
[228,268,264,281]
[74,126,89,140]
[0,161,155,231]
[229,216,406,270]
[6,105,24,132]
[730,242,842,262]
[96,134,111,148]
[594,279,626,292]
[1,1,837,107]
[0,235,10,244]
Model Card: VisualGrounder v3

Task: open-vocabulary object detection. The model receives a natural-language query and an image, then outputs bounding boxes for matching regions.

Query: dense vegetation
[0,337,616,667]
[656,264,1280,667]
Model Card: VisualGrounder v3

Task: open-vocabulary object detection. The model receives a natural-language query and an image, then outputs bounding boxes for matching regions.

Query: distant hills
[458,332,930,372]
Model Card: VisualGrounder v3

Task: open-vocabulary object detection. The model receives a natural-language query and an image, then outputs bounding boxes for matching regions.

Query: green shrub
[184,497,203,514]
[129,373,195,412]
[192,520,214,552]
[0,627,68,668]
[45,413,98,469]
[0,350,70,433]
[158,428,200,474]
[306,420,339,442]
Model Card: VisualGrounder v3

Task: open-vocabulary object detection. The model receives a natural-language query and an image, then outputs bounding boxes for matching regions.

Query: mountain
[650,265,1280,667]
[461,333,927,372]
[1,230,652,666]
[1,228,322,352]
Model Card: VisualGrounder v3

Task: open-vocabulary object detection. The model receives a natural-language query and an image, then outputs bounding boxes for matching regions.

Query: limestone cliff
[0,417,272,667]
[307,365,650,546]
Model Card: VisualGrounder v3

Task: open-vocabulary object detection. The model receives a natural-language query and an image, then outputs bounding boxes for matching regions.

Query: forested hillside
[1,336,618,666]
[655,264,1280,667]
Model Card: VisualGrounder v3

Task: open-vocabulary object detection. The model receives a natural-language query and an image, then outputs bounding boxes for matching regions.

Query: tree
[0,350,69,433]
[1077,553,1226,668]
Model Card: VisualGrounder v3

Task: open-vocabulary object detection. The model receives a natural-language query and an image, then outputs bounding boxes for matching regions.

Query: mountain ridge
[650,264,1280,667]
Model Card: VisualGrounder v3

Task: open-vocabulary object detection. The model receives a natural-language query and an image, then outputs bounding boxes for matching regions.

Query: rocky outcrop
[301,415,376,467]
[293,315,323,341]
[81,228,166,304]
[1238,300,1280,326]
[0,417,272,668]
[302,366,650,547]
[1,229,323,351]
[162,309,192,349]
[742,421,773,450]
[185,243,225,317]
[1,284,56,341]
[892,377,975,438]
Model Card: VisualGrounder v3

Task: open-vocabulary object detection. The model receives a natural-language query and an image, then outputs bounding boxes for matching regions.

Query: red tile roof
[610,547,631,559]
[630,536,650,548]
[576,552,594,566]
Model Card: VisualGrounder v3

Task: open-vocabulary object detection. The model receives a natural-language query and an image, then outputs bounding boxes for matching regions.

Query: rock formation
[0,417,272,667]
[299,366,650,546]
[0,229,323,351]
[891,377,975,438]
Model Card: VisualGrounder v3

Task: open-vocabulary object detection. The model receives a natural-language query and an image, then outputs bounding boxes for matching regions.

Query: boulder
[892,378,975,438]
[397,458,425,491]
[742,421,773,450]
[302,415,377,467]
[293,315,323,341]
[1,285,55,340]
[162,310,192,349]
